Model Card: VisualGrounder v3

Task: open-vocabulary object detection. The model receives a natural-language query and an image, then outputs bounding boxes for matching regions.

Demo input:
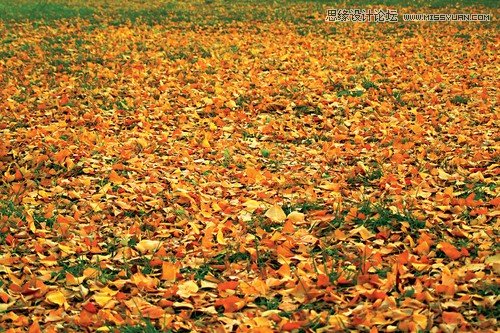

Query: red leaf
[83,302,98,314]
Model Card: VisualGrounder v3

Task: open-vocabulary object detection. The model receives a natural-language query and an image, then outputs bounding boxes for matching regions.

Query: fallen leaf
[265,205,286,222]
[439,242,462,260]
[177,281,199,298]
[136,240,162,254]
[45,290,66,306]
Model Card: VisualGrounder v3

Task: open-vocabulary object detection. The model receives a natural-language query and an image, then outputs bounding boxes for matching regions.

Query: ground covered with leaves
[0,0,499,332]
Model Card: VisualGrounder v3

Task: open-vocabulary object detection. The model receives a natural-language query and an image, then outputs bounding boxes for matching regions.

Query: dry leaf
[265,205,286,222]
[177,281,199,298]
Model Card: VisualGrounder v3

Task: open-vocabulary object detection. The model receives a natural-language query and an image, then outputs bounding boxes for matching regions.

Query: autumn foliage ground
[0,1,499,332]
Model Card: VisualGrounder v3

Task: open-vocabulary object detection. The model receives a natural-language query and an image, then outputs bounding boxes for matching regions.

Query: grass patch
[1,0,498,25]
[33,212,56,229]
[347,163,383,187]
[362,79,378,90]
[260,148,271,158]
[337,89,364,98]
[282,200,325,215]
[117,318,164,333]
[450,95,469,105]
[0,199,25,221]
[471,282,500,297]
[52,257,90,281]
[0,1,95,21]
[228,251,251,263]
[293,105,322,116]
[254,295,282,310]
[456,181,496,200]
[354,201,425,232]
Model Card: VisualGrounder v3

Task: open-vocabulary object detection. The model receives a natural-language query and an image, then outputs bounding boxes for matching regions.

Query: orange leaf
[53,149,71,164]
[489,197,500,206]
[277,244,294,258]
[28,321,41,333]
[142,305,165,319]
[76,309,95,327]
[439,242,462,260]
[217,281,238,292]
[214,295,243,313]
[0,291,9,303]
[161,262,178,282]
[442,311,464,324]
[109,170,125,184]
[317,274,330,288]
[276,264,291,278]
[282,219,295,233]
[415,241,430,255]
[282,321,303,331]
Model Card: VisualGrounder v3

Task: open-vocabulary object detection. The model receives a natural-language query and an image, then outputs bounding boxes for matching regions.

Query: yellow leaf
[438,169,452,180]
[485,254,500,274]
[99,182,111,194]
[226,100,237,109]
[0,301,15,312]
[413,311,428,330]
[96,286,118,296]
[172,301,194,309]
[46,290,66,306]
[136,138,148,148]
[243,199,263,212]
[58,244,74,254]
[203,97,214,105]
[485,254,500,264]
[286,211,304,223]
[201,134,211,148]
[115,200,132,210]
[212,201,222,212]
[217,229,227,245]
[177,281,199,298]
[136,240,162,254]
[318,183,339,191]
[94,294,113,307]
[265,205,286,222]
[358,226,374,240]
[89,202,102,212]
